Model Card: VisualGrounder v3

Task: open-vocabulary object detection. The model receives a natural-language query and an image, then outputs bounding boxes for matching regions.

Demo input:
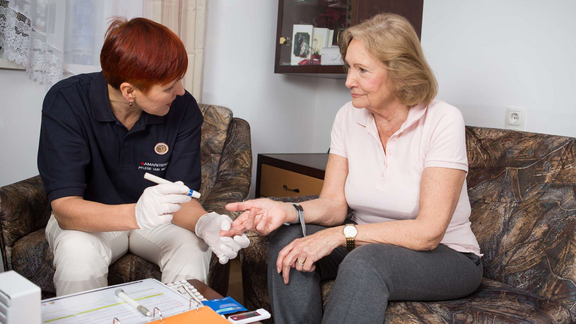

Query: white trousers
[46,214,211,296]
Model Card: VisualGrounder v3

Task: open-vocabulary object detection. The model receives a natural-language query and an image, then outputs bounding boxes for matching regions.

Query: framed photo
[291,24,313,65]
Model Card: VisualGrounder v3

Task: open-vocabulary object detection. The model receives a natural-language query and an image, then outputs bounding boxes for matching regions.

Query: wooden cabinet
[274,0,423,76]
[256,153,329,198]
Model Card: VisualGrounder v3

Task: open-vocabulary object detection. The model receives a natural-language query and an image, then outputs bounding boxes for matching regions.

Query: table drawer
[260,164,324,197]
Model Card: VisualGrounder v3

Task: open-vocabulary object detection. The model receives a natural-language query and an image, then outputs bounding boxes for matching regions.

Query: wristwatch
[343,224,358,252]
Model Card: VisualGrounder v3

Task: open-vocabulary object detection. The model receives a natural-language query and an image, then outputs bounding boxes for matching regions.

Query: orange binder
[148,306,229,323]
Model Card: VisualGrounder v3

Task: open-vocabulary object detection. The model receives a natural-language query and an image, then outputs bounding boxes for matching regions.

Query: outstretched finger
[226,200,258,212]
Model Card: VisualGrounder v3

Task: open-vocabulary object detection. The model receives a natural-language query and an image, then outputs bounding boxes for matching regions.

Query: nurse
[38,17,248,296]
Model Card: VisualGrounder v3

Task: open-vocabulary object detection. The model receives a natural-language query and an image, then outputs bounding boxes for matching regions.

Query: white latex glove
[135,181,192,230]
[195,212,250,264]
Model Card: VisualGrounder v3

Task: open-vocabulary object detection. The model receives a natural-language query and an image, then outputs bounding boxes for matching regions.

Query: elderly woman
[38,17,248,296]
[224,13,482,324]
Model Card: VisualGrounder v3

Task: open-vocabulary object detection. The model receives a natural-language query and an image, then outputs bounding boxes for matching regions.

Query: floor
[228,258,243,304]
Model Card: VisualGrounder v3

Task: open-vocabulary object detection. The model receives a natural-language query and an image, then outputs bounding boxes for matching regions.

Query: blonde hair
[340,13,437,107]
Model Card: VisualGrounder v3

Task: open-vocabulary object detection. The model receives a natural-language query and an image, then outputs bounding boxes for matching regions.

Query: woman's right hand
[223,199,294,237]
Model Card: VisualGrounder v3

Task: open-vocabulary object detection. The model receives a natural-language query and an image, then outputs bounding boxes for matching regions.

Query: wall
[202,0,320,196]
[420,0,576,138]
[0,69,45,187]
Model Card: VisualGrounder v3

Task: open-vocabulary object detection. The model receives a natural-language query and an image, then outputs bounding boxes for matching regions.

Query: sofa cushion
[320,278,572,323]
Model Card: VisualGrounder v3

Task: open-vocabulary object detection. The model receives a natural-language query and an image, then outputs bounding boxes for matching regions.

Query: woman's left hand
[276,226,344,284]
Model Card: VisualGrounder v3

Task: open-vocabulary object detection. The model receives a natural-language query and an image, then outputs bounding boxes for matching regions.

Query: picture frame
[291,24,314,65]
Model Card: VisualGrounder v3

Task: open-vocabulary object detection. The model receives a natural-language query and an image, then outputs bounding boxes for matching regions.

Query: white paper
[41,279,198,324]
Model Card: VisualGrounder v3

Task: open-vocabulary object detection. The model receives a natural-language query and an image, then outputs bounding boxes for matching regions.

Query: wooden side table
[255,153,329,198]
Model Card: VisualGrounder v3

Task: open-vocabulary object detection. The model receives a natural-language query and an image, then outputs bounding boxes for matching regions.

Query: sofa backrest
[197,104,233,202]
[466,126,576,310]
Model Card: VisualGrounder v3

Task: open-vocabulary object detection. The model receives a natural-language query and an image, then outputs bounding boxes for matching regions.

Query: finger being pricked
[220,210,249,237]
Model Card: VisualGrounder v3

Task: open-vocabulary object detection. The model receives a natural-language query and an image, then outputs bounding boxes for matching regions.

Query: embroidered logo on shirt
[139,161,169,172]
[154,143,169,155]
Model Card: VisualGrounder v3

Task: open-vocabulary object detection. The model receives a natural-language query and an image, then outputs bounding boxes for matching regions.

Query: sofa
[240,126,576,323]
[0,104,252,299]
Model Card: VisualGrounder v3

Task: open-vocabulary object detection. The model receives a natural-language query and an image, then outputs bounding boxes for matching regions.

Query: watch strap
[346,237,355,252]
[292,203,306,236]
[282,203,306,237]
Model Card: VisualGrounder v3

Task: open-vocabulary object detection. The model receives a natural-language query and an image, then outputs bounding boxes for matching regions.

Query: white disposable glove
[135,181,192,230]
[195,212,250,264]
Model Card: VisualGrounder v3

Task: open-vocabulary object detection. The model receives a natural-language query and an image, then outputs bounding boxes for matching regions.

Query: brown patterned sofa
[241,127,576,323]
[0,104,252,299]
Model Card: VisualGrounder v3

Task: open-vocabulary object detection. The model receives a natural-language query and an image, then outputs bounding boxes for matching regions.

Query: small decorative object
[291,24,314,65]
[321,46,342,65]
[312,27,329,54]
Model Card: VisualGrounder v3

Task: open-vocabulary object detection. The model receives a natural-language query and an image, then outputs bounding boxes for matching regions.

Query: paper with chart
[41,279,195,324]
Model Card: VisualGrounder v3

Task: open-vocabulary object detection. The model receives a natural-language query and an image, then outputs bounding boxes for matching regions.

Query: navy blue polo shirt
[38,72,203,204]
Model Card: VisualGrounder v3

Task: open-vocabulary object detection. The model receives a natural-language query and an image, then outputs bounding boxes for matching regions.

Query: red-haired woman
[38,17,248,296]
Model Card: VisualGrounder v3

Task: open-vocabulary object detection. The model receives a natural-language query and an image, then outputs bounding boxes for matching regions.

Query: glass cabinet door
[275,0,351,74]
[274,0,423,76]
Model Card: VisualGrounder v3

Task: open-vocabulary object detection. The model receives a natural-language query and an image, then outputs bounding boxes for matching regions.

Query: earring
[129,101,133,106]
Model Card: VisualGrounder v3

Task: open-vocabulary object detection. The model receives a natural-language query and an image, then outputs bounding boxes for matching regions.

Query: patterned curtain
[0,0,64,86]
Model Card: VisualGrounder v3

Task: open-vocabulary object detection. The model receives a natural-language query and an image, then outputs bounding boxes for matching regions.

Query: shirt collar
[355,103,428,133]
[399,103,427,133]
[90,72,166,125]
[90,72,116,122]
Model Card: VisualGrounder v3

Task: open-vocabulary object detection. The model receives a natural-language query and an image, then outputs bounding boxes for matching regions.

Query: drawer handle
[283,185,300,193]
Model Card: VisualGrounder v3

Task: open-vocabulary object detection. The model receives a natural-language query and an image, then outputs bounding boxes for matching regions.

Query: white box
[0,271,41,324]
[321,47,342,65]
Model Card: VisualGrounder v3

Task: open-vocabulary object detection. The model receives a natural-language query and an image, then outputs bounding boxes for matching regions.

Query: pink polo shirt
[330,100,481,256]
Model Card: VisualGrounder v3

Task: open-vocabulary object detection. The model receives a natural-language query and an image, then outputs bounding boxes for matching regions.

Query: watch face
[343,225,357,237]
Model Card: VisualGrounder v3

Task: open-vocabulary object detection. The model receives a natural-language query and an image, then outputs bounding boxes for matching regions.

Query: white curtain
[0,0,206,100]
[143,0,207,101]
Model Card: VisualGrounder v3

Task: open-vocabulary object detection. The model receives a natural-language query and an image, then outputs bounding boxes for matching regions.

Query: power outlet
[505,106,527,131]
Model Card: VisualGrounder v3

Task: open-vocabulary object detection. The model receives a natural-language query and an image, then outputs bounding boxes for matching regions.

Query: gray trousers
[268,223,483,324]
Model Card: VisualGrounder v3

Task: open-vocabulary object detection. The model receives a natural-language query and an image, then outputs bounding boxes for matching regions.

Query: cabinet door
[275,0,424,75]
[351,0,424,39]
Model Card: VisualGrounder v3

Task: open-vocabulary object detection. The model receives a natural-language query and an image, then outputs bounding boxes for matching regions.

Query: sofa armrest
[205,118,252,295]
[0,175,51,271]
